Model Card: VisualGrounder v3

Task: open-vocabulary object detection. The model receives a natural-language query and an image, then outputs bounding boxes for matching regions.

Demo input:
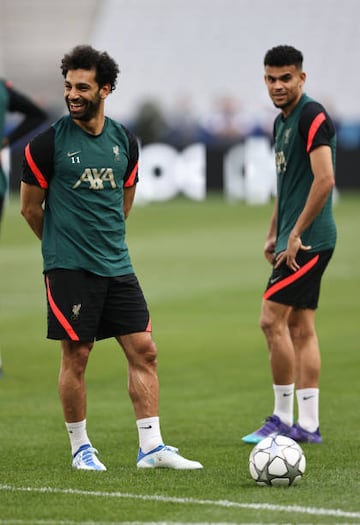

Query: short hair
[60,45,120,92]
[264,45,303,70]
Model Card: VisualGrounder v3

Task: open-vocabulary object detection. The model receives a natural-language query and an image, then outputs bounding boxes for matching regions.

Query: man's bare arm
[20,182,46,240]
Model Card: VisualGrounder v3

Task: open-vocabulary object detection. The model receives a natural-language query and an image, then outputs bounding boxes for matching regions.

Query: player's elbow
[317,171,335,195]
[326,170,336,188]
[325,174,336,195]
[20,202,30,220]
[20,202,38,223]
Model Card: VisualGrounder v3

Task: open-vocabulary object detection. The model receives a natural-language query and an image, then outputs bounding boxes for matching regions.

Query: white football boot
[72,445,107,471]
[137,444,203,469]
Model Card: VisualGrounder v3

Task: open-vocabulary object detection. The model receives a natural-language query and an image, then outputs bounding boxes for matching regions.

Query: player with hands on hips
[242,45,336,446]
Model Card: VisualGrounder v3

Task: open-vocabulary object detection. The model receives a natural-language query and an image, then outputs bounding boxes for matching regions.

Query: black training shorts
[264,249,334,309]
[45,270,151,341]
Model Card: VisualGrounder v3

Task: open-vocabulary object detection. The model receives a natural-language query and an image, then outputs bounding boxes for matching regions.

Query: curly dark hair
[60,45,120,92]
[264,45,303,70]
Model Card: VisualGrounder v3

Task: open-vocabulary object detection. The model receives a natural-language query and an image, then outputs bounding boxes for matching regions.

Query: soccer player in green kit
[0,79,46,228]
[242,45,336,445]
[20,45,202,471]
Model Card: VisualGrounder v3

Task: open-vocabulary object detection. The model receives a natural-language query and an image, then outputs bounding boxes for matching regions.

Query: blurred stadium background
[1,0,360,195]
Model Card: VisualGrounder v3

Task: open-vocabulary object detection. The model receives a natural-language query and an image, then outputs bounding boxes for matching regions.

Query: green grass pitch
[0,193,359,524]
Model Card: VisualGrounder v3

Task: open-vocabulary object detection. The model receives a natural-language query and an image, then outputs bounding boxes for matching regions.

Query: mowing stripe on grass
[0,485,359,520]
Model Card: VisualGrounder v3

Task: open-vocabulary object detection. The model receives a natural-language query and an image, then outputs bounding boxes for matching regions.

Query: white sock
[296,388,319,432]
[136,416,163,453]
[273,384,294,426]
[65,419,91,456]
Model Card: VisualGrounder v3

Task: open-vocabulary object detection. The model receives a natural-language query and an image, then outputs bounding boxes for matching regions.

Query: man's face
[264,64,306,115]
[64,68,105,121]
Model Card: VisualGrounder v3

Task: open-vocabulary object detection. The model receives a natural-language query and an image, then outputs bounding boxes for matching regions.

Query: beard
[66,93,101,121]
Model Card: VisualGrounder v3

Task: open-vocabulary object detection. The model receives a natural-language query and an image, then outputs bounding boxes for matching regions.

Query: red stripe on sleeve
[25,143,49,189]
[46,276,80,341]
[306,112,326,153]
[264,255,320,300]
[124,161,138,187]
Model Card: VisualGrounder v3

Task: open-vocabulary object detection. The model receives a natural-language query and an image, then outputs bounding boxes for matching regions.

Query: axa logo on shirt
[72,168,117,190]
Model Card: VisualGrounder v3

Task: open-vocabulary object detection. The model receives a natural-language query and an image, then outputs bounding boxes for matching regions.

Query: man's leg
[118,332,203,469]
[242,299,295,443]
[117,332,159,420]
[289,308,320,389]
[260,298,295,385]
[288,309,322,440]
[59,340,107,470]
[59,340,92,422]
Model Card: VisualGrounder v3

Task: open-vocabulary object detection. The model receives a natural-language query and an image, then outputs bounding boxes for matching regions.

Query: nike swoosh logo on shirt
[67,150,81,157]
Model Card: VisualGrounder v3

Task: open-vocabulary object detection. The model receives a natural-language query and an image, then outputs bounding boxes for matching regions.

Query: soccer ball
[249,435,306,486]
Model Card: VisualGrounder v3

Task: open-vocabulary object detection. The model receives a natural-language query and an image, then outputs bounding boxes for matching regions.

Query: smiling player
[20,45,203,471]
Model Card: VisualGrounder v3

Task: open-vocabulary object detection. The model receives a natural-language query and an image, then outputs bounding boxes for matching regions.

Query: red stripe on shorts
[264,254,320,300]
[46,275,80,341]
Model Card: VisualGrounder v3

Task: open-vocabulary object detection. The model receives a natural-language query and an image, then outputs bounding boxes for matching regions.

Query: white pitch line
[0,522,270,525]
[0,522,284,525]
[0,485,360,520]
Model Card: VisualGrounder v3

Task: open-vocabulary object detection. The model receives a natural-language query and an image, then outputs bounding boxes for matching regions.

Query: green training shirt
[273,93,337,253]
[22,115,139,276]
